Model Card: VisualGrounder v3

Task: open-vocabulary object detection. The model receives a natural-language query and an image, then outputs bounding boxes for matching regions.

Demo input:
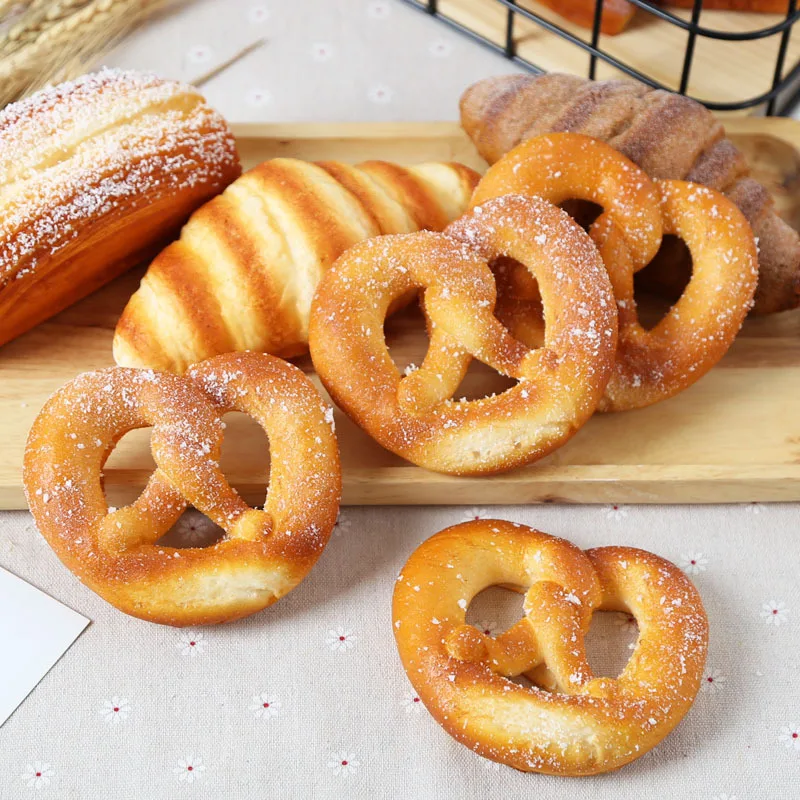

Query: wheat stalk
[3,1,94,55]
[0,0,30,18]
[0,0,179,108]
[0,0,31,32]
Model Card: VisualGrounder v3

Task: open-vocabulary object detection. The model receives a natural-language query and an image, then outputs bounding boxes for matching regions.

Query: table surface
[1,1,799,798]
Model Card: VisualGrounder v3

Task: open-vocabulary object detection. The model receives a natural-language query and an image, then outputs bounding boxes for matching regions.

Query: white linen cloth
[1,1,799,797]
[0,503,798,798]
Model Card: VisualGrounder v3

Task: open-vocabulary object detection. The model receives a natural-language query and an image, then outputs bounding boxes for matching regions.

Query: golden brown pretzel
[23,352,341,626]
[309,194,617,475]
[471,133,759,411]
[393,520,708,775]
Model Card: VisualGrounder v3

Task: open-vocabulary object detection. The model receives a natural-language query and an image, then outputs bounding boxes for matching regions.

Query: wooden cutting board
[2,119,800,508]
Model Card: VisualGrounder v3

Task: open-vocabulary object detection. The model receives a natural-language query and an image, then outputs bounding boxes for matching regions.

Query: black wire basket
[400,0,800,115]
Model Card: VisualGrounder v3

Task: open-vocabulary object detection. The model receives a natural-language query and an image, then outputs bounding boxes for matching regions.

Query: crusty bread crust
[0,68,241,348]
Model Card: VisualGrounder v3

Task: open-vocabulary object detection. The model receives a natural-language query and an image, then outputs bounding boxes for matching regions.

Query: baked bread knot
[309,194,617,475]
[471,133,759,411]
[23,352,341,626]
[460,73,794,314]
[393,520,709,775]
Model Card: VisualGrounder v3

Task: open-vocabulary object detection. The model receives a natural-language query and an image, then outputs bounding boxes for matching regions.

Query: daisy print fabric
[603,504,628,521]
[250,694,281,720]
[326,628,357,652]
[99,696,130,724]
[761,601,790,626]
[21,763,54,789]
[4,500,800,797]
[680,552,709,575]
[328,752,360,777]
[177,631,207,657]
[174,756,205,784]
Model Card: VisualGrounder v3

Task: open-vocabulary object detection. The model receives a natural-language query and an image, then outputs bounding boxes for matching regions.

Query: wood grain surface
[2,120,800,508]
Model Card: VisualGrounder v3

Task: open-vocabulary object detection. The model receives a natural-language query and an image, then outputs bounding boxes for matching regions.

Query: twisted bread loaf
[114,158,480,373]
[0,69,241,348]
[460,73,800,314]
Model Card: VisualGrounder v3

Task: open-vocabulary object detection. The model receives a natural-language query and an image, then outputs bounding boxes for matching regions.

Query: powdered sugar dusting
[393,520,709,774]
[0,68,239,284]
[310,194,616,474]
[23,353,340,624]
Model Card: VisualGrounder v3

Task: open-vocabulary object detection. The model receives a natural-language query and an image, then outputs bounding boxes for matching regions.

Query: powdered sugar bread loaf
[460,73,800,314]
[0,69,241,348]
[113,158,480,373]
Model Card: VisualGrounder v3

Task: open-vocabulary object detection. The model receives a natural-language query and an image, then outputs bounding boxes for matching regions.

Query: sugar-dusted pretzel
[309,194,617,475]
[23,352,341,626]
[471,133,759,411]
[393,520,708,775]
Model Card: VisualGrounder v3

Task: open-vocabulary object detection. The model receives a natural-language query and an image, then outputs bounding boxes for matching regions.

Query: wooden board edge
[228,118,800,148]
[329,465,800,505]
[5,119,800,512]
[4,465,800,510]
[229,121,468,140]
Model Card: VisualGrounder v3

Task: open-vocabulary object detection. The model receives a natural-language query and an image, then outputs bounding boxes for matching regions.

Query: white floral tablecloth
[1,1,799,798]
[2,503,799,798]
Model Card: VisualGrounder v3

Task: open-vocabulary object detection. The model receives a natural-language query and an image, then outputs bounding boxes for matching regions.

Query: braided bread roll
[114,158,480,373]
[460,73,800,314]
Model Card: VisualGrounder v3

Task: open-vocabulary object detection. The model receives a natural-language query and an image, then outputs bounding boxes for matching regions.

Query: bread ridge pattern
[113,157,480,373]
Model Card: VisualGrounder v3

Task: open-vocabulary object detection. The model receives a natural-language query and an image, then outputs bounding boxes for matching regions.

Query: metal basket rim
[403,0,800,114]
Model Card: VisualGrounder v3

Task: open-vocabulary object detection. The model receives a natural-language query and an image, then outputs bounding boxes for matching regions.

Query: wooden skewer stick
[190,37,266,87]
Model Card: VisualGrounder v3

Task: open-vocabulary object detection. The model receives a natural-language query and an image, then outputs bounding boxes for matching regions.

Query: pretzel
[23,352,341,626]
[393,520,708,775]
[471,133,759,411]
[309,194,617,475]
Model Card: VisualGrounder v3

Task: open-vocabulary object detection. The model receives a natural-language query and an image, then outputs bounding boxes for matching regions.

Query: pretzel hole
[217,411,272,509]
[451,361,518,403]
[465,585,525,636]
[157,509,226,549]
[560,199,603,232]
[584,611,639,679]
[505,673,537,690]
[102,427,157,509]
[383,302,429,377]
[634,235,692,330]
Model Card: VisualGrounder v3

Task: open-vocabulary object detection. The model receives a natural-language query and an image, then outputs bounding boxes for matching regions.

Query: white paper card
[0,567,89,727]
